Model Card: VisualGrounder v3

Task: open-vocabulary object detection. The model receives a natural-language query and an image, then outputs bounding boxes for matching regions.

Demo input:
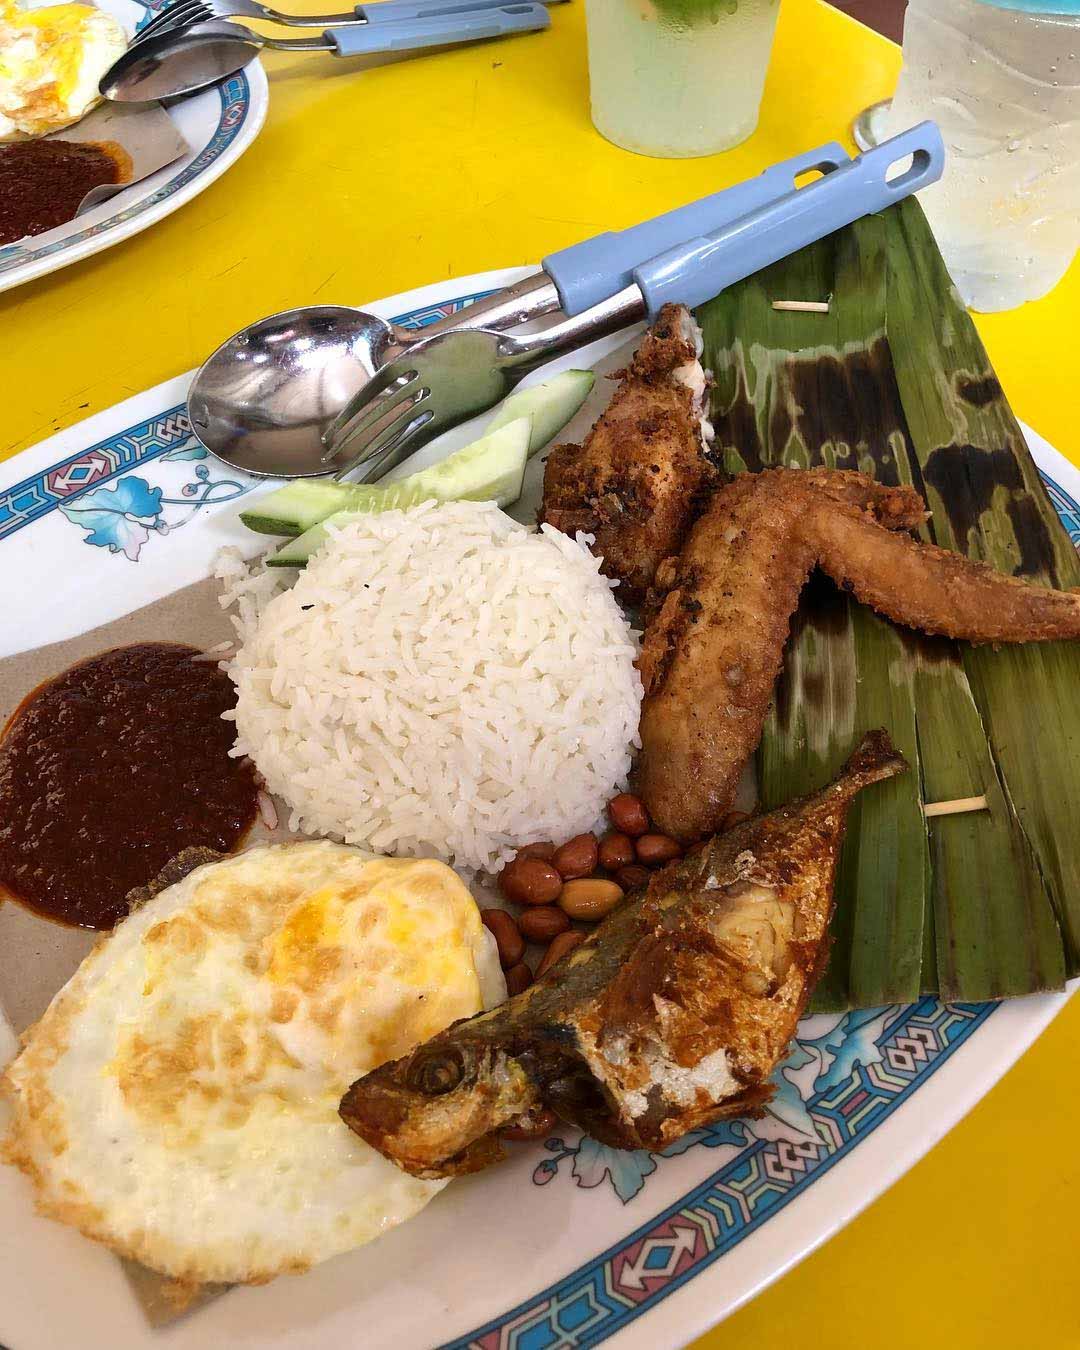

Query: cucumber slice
[241,478,394,538]
[405,415,530,505]
[243,370,594,538]
[268,498,421,567]
[485,369,595,456]
[267,418,530,568]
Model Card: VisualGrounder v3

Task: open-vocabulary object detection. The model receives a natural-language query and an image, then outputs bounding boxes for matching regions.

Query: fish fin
[839,729,907,789]
[649,1080,775,1151]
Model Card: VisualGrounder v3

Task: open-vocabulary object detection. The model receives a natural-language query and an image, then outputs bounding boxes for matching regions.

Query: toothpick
[771,300,831,313]
[922,795,989,819]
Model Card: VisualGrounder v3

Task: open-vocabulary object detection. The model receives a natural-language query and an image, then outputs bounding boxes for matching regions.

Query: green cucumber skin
[239,513,309,537]
[487,370,595,455]
[242,422,530,540]
[267,419,530,568]
[239,479,390,537]
[266,520,338,567]
[266,546,322,568]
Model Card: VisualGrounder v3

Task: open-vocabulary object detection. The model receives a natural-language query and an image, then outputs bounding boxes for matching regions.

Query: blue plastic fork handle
[358,0,561,19]
[632,121,946,318]
[542,142,850,317]
[329,1,548,52]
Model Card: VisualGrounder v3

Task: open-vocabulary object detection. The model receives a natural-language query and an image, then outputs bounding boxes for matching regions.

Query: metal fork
[133,0,367,40]
[132,0,562,41]
[324,287,644,481]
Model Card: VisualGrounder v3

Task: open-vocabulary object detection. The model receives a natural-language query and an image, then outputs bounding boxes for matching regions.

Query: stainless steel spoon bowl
[187,306,397,478]
[99,21,291,101]
[186,274,560,478]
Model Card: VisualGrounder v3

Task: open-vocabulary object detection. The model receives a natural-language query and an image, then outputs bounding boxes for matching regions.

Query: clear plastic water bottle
[885,0,1080,311]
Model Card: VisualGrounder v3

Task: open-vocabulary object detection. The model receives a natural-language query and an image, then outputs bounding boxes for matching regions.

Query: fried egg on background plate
[0,0,127,141]
[1,841,505,1285]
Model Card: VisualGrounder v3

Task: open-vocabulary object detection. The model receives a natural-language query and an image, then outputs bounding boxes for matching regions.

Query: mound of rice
[217,501,642,872]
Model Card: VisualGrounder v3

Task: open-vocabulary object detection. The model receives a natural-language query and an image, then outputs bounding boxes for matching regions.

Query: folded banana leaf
[696,200,1073,1009]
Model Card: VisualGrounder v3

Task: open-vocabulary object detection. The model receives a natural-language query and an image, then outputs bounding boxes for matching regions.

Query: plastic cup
[585,0,781,159]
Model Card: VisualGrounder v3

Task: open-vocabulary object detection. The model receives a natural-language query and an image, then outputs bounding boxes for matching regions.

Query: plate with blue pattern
[0,267,1077,1350]
[0,0,268,295]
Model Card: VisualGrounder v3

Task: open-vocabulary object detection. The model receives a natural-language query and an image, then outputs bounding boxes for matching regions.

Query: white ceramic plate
[1,267,1078,1350]
[0,0,268,294]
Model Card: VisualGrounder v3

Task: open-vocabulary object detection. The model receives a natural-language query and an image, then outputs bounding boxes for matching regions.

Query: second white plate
[0,0,269,294]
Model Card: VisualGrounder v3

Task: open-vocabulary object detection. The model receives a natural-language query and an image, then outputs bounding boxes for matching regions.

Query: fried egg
[1,841,505,1285]
[0,0,127,142]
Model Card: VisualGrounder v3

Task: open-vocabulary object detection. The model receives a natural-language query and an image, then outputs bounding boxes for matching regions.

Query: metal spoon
[187,275,561,478]
[101,20,309,101]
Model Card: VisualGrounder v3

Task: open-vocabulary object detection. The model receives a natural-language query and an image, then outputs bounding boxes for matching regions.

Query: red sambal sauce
[0,643,258,930]
[0,139,133,248]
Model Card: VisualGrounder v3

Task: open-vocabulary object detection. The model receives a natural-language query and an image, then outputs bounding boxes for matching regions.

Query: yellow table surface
[3,0,1078,1344]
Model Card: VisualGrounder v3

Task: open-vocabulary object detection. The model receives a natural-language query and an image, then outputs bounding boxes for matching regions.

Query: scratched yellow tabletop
[3,0,1078,1344]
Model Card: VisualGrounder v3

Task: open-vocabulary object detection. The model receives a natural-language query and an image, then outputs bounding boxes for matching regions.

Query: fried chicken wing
[540,303,716,605]
[637,467,1080,841]
[814,508,1080,641]
[340,733,904,1175]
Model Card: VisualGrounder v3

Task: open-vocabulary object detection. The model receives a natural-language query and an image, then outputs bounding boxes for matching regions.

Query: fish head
[339,1031,538,1179]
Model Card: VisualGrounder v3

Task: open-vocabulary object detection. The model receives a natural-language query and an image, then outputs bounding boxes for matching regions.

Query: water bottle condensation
[886,0,1080,311]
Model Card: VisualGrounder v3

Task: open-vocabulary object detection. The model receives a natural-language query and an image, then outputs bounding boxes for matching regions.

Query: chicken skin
[636,467,1080,841]
[540,304,716,606]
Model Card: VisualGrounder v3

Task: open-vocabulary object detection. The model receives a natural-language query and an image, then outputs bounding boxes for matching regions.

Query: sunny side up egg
[1,841,505,1285]
[0,0,127,141]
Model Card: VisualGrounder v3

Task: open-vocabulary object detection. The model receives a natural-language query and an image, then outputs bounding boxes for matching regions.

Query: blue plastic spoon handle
[358,0,564,19]
[633,122,945,317]
[542,142,850,316]
[329,0,548,52]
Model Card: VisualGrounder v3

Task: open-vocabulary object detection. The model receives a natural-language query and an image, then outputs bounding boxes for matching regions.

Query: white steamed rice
[217,501,642,872]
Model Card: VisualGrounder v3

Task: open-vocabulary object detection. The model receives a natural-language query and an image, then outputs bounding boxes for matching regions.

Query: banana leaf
[912,637,1064,999]
[886,198,1080,977]
[696,203,1071,1008]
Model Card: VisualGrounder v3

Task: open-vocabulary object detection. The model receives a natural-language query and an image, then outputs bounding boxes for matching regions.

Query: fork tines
[131,0,212,43]
[323,370,432,477]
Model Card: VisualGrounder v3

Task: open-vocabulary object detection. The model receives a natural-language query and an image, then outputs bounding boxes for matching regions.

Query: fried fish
[637,467,1080,842]
[540,303,716,605]
[339,732,904,1178]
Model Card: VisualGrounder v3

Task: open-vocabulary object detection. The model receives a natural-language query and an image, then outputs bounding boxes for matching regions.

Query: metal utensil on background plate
[131,0,370,38]
[321,124,943,480]
[102,3,550,101]
[188,137,891,477]
[130,0,566,43]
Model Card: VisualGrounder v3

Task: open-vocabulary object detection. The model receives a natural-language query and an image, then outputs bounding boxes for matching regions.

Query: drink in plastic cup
[585,0,782,159]
[886,0,1080,311]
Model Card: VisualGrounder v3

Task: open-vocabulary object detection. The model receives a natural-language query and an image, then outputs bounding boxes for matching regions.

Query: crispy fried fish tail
[339,733,904,1176]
